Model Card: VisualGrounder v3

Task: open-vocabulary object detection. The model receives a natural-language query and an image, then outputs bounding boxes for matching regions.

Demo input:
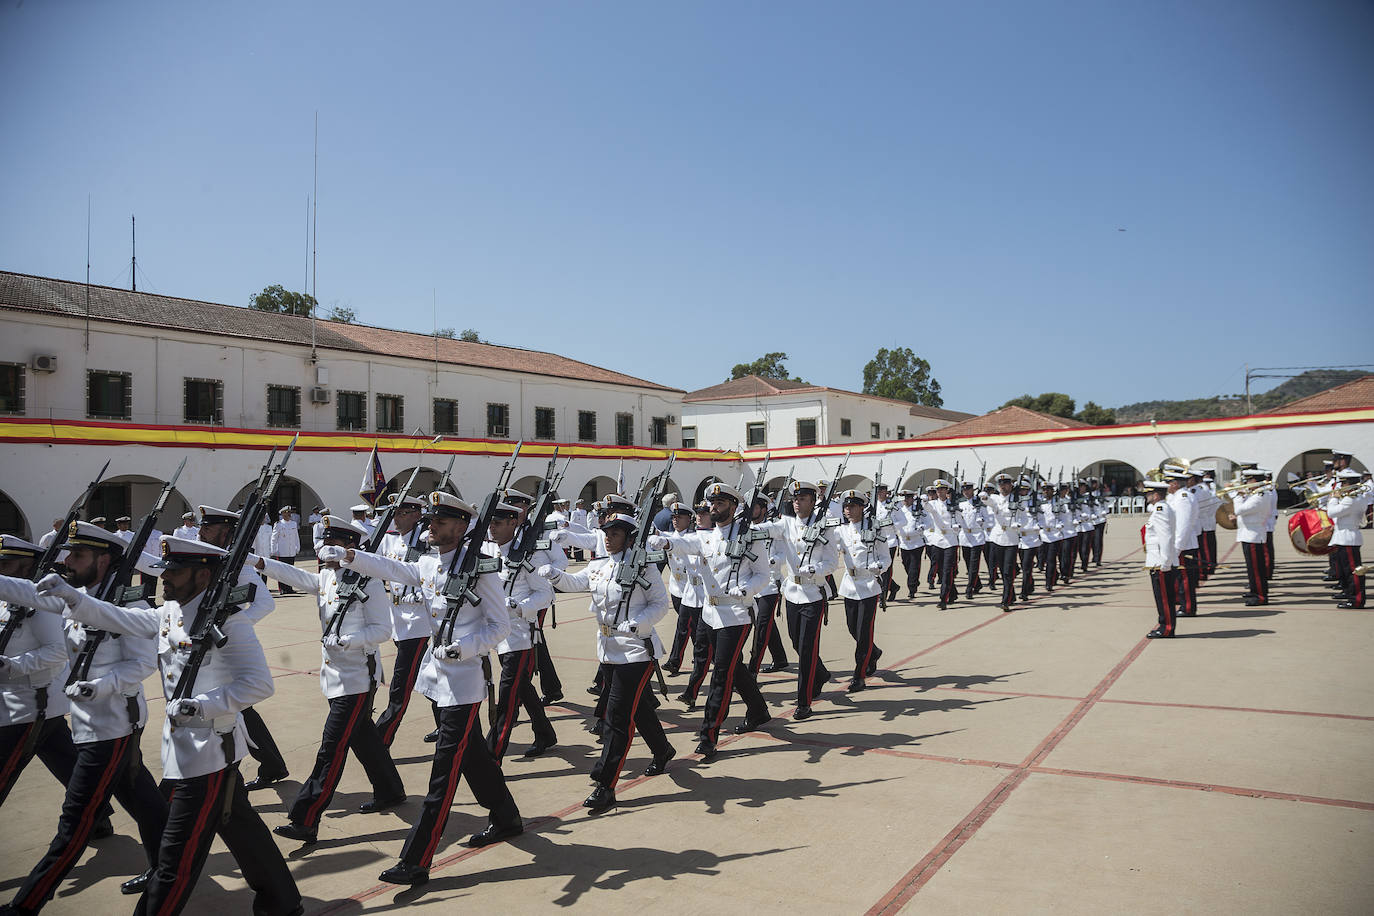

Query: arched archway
[510,475,545,499]
[91,475,191,532]
[660,478,685,505]
[693,476,723,504]
[909,467,951,491]
[228,475,325,523]
[1275,450,1367,509]
[0,488,29,539]
[836,473,871,494]
[579,476,619,503]
[1079,459,1148,495]
[387,466,459,500]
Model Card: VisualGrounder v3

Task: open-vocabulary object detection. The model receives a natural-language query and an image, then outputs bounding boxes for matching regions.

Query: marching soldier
[539,512,675,811]
[982,474,1021,611]
[1142,481,1179,638]
[257,516,405,845]
[834,490,890,691]
[925,479,961,609]
[1037,482,1063,592]
[486,501,559,761]
[336,493,522,887]
[1015,478,1042,602]
[657,482,771,761]
[1232,469,1270,606]
[957,483,990,600]
[674,502,717,710]
[499,488,566,708]
[374,494,432,746]
[1054,484,1077,585]
[874,485,901,603]
[2,523,167,912]
[747,494,790,675]
[662,502,707,676]
[892,489,926,600]
[34,536,302,916]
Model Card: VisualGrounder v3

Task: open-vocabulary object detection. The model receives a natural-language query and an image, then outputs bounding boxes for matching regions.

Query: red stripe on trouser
[1350,548,1365,604]
[420,705,477,867]
[1247,544,1265,600]
[493,651,535,759]
[803,612,821,705]
[686,638,713,700]
[156,768,226,916]
[303,693,367,828]
[1177,562,1192,610]
[708,630,749,742]
[23,734,131,909]
[382,646,424,746]
[858,600,876,678]
[608,664,655,790]
[0,721,37,794]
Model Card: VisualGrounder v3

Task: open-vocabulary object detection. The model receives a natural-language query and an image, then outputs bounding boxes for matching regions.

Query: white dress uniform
[0,588,70,729]
[172,524,200,541]
[495,539,555,655]
[835,520,891,600]
[1144,495,1179,637]
[269,519,300,559]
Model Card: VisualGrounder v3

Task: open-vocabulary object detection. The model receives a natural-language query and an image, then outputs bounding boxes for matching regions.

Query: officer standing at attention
[1142,480,1179,638]
[269,506,301,595]
[34,536,302,916]
[337,492,522,888]
[1164,466,1200,616]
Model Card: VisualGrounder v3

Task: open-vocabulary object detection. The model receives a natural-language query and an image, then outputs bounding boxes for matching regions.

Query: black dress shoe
[522,737,557,758]
[246,768,288,791]
[644,745,676,776]
[676,692,697,711]
[846,679,865,693]
[92,817,114,839]
[467,820,523,847]
[733,714,772,735]
[793,705,813,721]
[1146,628,1173,639]
[936,602,946,610]
[378,862,429,886]
[907,591,916,600]
[761,661,790,674]
[866,648,882,676]
[273,823,317,844]
[694,740,718,762]
[590,719,605,736]
[1243,598,1267,607]
[359,794,406,813]
[121,868,154,895]
[1337,602,1362,609]
[540,691,564,706]
[422,728,440,744]
[583,785,616,812]
[586,684,601,696]
[999,603,1011,612]
[661,665,680,676]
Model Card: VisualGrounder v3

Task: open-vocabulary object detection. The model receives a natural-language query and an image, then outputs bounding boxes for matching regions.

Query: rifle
[866,460,886,611]
[724,454,769,589]
[325,458,431,640]
[68,457,187,687]
[613,452,675,698]
[0,459,110,655]
[172,436,298,706]
[800,451,849,566]
[416,451,459,554]
[505,451,571,653]
[437,442,521,726]
[771,465,795,519]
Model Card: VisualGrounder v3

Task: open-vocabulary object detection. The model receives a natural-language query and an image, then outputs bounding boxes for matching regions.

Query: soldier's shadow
[40,833,145,898]
[1179,628,1276,639]
[371,823,805,908]
[827,685,1015,724]
[721,727,962,767]
[877,667,1030,692]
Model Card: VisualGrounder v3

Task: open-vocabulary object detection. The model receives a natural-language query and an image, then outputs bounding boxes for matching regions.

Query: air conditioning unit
[30,354,57,373]
[666,414,678,425]
[309,386,330,404]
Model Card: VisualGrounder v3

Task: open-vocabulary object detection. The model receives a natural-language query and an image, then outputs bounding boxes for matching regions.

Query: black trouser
[681,612,713,702]
[666,595,702,672]
[1058,538,1076,582]
[1019,546,1038,599]
[377,636,429,747]
[591,661,671,789]
[843,596,880,684]
[1200,529,1218,576]
[399,702,519,870]
[533,604,562,697]
[1150,569,1178,635]
[935,546,958,604]
[1078,531,1092,571]
[288,688,403,829]
[991,544,1017,606]
[925,545,940,587]
[748,593,788,674]
[0,717,109,824]
[137,766,300,916]
[784,599,830,708]
[1334,545,1365,607]
[272,555,297,594]
[1039,541,1059,590]
[12,728,167,913]
[1092,522,1106,565]
[241,705,286,779]
[961,546,984,597]
[1264,531,1275,580]
[883,546,900,599]
[487,648,556,762]
[699,623,768,747]
[899,546,924,594]
[1177,548,1200,615]
[1243,541,1267,602]
[983,542,995,584]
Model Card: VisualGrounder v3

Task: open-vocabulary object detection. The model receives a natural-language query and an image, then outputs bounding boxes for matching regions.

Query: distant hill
[1114,370,1367,423]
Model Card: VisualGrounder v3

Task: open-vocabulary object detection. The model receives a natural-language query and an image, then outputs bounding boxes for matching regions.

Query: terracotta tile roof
[0,270,678,392]
[914,405,1092,439]
[1261,375,1374,414]
[684,374,973,421]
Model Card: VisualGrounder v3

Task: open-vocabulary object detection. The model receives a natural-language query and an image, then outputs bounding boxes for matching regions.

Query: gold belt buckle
[599,624,614,637]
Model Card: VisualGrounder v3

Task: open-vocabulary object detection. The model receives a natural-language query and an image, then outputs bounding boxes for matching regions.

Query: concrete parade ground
[3,523,1371,914]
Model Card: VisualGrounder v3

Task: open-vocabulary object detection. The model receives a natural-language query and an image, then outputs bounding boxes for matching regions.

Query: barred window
[337,391,366,431]
[377,394,404,432]
[87,370,132,420]
[267,385,301,428]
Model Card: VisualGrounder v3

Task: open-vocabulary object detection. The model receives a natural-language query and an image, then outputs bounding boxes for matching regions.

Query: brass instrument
[1286,482,1369,513]
[1216,479,1270,497]
[1158,457,1190,474]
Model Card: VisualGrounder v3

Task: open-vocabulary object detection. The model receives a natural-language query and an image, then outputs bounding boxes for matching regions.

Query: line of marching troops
[1,452,1360,913]
[1139,448,1370,639]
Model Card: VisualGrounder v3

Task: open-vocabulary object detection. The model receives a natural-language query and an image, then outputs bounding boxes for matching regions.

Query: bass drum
[1215,496,1237,530]
[1288,508,1335,556]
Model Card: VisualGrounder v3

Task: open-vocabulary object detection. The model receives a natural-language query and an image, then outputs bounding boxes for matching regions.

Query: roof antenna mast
[130,214,136,292]
[310,111,319,362]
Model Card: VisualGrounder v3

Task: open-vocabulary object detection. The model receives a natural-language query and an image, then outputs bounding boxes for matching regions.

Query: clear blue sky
[3,1,1371,414]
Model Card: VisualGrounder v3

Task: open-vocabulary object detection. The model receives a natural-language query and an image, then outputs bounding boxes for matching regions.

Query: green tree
[1002,392,1076,417]
[432,327,457,338]
[1074,401,1116,426]
[862,347,943,407]
[729,352,805,382]
[460,328,484,343]
[326,305,356,324]
[249,284,316,317]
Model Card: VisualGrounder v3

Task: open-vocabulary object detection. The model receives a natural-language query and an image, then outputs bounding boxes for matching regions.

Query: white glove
[616,620,638,635]
[535,565,559,581]
[647,535,668,550]
[317,545,347,563]
[802,564,817,575]
[727,586,746,598]
[867,561,883,571]
[169,698,202,724]
[505,597,519,609]
[35,573,83,609]
[442,642,464,660]
[65,679,115,701]
[322,634,352,649]
[548,529,566,544]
